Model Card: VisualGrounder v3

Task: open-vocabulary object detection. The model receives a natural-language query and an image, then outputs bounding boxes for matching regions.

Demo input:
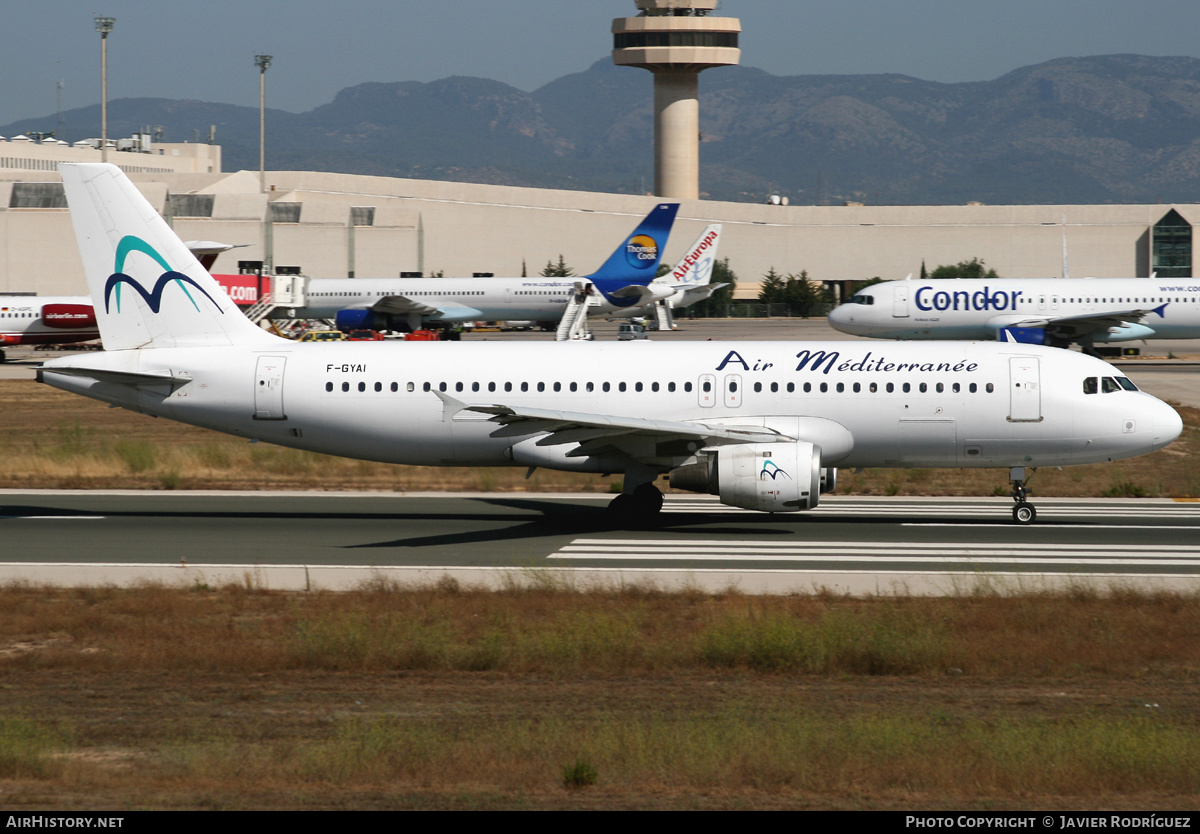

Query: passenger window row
[322,379,996,395]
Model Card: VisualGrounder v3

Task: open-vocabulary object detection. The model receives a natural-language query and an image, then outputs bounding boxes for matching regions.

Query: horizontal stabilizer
[37,366,190,388]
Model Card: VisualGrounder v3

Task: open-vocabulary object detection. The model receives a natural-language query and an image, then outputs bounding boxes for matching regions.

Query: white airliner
[40,164,1182,524]
[828,277,1200,351]
[292,203,680,332]
[1,296,98,362]
[608,224,725,322]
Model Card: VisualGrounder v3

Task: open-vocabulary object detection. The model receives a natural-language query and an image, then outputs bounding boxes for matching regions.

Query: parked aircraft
[608,224,725,323]
[829,277,1200,351]
[291,203,679,333]
[0,296,97,362]
[40,164,1182,524]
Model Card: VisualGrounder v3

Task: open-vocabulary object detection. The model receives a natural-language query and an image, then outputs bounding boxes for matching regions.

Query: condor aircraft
[1,296,97,362]
[829,277,1200,351]
[40,165,1182,524]
[293,203,679,332]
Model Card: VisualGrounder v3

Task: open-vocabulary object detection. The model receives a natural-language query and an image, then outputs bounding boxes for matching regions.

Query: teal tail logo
[103,235,223,315]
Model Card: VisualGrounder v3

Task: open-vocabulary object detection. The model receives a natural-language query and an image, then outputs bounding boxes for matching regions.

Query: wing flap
[369,294,440,317]
[432,390,790,450]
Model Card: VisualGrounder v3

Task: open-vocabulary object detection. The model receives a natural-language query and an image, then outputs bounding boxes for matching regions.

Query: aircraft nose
[827,304,857,332]
[1153,399,1184,448]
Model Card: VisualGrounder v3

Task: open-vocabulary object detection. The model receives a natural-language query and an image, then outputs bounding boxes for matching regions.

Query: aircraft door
[253,355,288,421]
[698,374,716,408]
[893,285,910,318]
[724,374,742,408]
[1008,356,1042,422]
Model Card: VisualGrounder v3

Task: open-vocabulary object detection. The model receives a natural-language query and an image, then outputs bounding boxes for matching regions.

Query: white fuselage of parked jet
[1,296,97,360]
[828,277,1200,346]
[293,276,586,323]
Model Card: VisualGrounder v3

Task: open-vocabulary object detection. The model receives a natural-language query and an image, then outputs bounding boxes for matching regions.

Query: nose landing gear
[1010,466,1037,524]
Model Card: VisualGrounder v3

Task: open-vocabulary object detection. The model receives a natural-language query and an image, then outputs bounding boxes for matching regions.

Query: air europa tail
[586,203,679,285]
[660,224,721,288]
[59,163,278,351]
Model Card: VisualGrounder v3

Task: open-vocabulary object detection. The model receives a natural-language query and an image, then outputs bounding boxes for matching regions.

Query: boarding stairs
[555,281,596,341]
[652,300,676,331]
[246,274,310,327]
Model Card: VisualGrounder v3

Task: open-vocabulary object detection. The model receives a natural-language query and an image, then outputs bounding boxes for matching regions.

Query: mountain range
[5,54,1200,205]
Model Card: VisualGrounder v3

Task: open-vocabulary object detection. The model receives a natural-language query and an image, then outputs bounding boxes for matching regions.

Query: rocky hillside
[6,54,1200,204]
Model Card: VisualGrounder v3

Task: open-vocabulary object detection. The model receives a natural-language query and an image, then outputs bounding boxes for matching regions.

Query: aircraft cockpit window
[849,295,874,305]
[1116,377,1138,391]
[1101,377,1122,394]
[1083,377,1098,395]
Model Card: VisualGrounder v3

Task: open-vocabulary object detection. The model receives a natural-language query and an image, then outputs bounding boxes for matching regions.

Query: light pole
[254,54,272,194]
[94,16,115,164]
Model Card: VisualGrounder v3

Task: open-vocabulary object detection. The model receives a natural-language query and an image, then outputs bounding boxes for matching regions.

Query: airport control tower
[612,0,741,200]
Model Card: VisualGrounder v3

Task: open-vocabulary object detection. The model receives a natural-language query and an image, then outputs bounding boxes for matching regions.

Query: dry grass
[2,380,1197,496]
[0,583,1198,809]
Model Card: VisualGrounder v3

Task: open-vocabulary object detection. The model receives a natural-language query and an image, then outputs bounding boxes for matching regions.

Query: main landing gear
[608,465,665,522]
[1009,466,1037,524]
[608,483,664,518]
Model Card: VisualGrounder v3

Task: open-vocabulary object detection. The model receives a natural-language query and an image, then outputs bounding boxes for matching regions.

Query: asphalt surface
[3,491,1198,594]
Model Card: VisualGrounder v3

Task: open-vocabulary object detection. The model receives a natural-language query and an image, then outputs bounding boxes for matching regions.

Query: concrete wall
[1,166,1194,297]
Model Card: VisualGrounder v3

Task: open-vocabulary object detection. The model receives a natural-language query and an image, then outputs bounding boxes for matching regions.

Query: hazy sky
[4,0,1199,122]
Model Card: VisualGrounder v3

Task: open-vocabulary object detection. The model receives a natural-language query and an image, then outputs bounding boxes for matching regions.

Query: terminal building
[0,134,1195,301]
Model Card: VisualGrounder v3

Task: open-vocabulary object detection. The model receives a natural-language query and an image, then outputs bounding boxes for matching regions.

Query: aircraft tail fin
[655,224,721,289]
[587,203,679,284]
[59,163,278,351]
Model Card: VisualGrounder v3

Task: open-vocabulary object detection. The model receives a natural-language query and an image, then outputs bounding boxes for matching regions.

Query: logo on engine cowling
[624,234,659,269]
[760,460,791,481]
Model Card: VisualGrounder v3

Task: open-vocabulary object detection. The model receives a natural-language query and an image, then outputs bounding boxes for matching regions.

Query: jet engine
[670,442,825,512]
[335,308,377,332]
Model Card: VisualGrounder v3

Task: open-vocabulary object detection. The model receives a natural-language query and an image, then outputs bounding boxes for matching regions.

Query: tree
[757,267,786,304]
[929,257,999,280]
[540,255,574,278]
[759,268,829,315]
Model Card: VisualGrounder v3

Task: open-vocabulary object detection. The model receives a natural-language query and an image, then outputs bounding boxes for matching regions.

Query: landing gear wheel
[1012,503,1037,525]
[631,483,664,515]
[1007,467,1038,525]
[607,483,663,525]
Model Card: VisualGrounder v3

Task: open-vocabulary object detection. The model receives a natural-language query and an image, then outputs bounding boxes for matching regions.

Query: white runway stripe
[552,538,1200,566]
[660,497,1200,520]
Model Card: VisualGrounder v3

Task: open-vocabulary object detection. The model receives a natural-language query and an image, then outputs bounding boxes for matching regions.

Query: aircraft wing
[434,391,789,458]
[605,284,662,302]
[998,303,1168,340]
[366,294,441,317]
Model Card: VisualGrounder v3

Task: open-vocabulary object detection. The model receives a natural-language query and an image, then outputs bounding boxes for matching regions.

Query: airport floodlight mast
[254,54,272,194]
[94,16,115,164]
[612,0,740,200]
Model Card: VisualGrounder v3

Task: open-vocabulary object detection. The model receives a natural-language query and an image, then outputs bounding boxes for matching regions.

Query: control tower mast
[612,0,741,200]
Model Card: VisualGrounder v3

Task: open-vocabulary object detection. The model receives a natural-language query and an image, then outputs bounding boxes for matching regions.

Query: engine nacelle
[998,326,1046,345]
[335,308,376,332]
[820,467,837,495]
[670,442,822,513]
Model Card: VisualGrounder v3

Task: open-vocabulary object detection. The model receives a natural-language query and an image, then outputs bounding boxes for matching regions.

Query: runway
[4,491,1198,595]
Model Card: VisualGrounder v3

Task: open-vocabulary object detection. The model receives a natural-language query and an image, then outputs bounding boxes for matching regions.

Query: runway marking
[904,523,1200,530]
[0,516,106,523]
[660,498,1200,522]
[550,539,1200,568]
